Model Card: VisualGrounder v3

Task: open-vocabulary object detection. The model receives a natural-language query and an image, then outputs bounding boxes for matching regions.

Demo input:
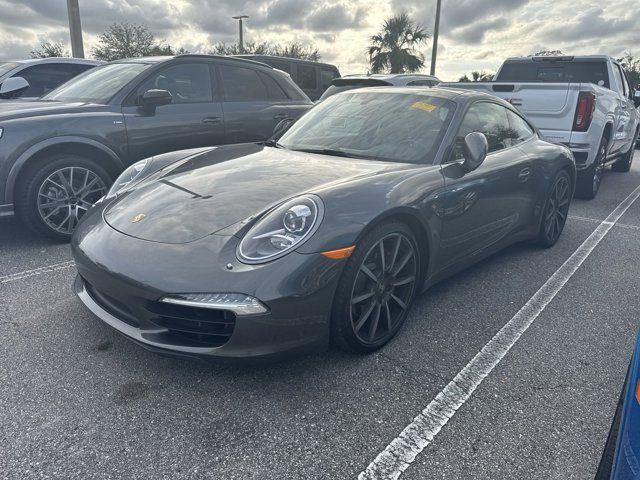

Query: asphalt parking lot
[1,153,639,480]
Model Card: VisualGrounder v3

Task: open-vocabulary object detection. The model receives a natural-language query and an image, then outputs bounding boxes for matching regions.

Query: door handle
[202,117,221,124]
[274,114,290,120]
[518,167,531,181]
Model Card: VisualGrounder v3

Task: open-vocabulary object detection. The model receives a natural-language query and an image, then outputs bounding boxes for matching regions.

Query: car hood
[104,144,410,244]
[0,99,105,120]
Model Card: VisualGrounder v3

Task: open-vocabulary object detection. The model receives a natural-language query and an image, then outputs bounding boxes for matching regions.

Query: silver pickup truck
[442,55,640,199]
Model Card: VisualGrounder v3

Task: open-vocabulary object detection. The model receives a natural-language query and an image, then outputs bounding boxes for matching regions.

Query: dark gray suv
[0,54,312,240]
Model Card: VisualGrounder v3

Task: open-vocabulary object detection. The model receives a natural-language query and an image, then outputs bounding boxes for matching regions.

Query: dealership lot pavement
[1,154,639,480]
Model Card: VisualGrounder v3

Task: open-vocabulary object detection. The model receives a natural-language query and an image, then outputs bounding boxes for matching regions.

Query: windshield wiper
[291,148,363,158]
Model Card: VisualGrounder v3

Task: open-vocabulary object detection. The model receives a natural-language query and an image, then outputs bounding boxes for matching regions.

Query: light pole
[430,0,441,76]
[67,0,85,58]
[232,15,249,53]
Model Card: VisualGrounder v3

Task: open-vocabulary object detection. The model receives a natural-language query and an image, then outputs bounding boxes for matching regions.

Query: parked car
[0,54,312,240]
[71,87,575,361]
[319,73,441,101]
[0,57,102,100]
[235,55,340,101]
[596,331,640,480]
[442,55,640,199]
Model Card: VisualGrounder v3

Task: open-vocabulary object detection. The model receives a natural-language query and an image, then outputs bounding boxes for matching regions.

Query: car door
[438,101,536,269]
[619,65,639,149]
[610,63,633,155]
[217,62,301,144]
[121,61,225,161]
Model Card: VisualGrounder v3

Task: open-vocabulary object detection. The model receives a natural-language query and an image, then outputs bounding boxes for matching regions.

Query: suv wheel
[16,154,112,241]
[575,136,607,200]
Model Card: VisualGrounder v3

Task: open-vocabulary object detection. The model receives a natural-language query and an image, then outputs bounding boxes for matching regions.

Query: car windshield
[42,62,152,103]
[0,62,20,77]
[279,91,455,163]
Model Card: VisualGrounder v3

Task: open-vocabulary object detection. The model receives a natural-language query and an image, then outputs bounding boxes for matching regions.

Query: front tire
[612,130,638,172]
[16,154,111,241]
[537,170,572,248]
[575,135,607,200]
[331,221,421,353]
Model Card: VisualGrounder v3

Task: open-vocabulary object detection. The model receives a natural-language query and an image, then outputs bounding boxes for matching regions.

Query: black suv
[0,54,312,239]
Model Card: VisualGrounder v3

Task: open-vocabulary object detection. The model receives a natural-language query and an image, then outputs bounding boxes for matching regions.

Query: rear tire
[15,154,112,241]
[330,221,421,353]
[575,135,607,200]
[537,170,572,248]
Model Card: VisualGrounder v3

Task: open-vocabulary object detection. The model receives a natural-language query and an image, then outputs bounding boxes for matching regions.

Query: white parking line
[359,183,640,480]
[0,260,75,284]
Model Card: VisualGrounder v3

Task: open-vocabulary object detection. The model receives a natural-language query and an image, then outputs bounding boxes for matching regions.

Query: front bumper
[71,207,344,361]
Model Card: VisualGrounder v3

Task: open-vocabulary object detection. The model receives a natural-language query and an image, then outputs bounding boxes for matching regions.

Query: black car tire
[612,130,638,173]
[537,170,572,248]
[16,154,112,241]
[331,221,421,353]
[575,136,607,200]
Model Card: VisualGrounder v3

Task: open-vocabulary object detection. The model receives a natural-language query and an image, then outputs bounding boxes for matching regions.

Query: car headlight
[237,194,324,264]
[106,158,150,198]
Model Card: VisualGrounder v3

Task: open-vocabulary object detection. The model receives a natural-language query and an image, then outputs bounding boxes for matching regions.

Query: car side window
[137,63,212,104]
[297,65,317,91]
[612,65,625,96]
[453,102,516,160]
[257,71,288,100]
[17,63,77,97]
[506,109,535,146]
[407,80,433,86]
[219,64,268,101]
[320,69,337,90]
[618,65,632,98]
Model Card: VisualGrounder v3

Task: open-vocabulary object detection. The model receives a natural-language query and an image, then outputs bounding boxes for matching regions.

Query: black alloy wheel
[576,136,607,199]
[332,222,420,352]
[612,128,638,172]
[538,170,571,248]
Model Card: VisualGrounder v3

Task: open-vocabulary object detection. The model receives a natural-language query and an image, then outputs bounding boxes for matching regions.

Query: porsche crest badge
[131,213,146,223]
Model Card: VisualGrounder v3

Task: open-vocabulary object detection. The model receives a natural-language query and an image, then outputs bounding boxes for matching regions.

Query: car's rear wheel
[537,170,571,248]
[575,135,607,200]
[16,155,111,241]
[612,129,638,172]
[331,221,420,353]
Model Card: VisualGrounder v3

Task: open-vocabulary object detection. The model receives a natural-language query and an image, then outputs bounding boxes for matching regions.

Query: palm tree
[368,12,430,74]
[458,70,494,82]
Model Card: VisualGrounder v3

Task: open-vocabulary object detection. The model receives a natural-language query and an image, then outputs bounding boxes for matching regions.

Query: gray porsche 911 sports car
[71,87,575,360]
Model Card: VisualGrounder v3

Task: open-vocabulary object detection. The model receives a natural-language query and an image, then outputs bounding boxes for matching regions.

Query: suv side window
[506,109,535,145]
[17,63,77,97]
[453,102,516,159]
[220,64,268,101]
[257,71,288,100]
[320,68,337,90]
[297,65,317,91]
[137,63,212,104]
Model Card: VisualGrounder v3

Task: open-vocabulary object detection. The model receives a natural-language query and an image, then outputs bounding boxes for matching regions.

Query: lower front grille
[84,280,140,327]
[573,151,588,167]
[145,301,236,348]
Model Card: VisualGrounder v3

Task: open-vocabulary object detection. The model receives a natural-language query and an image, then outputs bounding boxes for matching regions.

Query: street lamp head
[232,15,249,19]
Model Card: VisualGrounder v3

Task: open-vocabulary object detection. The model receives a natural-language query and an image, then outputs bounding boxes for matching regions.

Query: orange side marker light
[635,379,640,405]
[321,246,355,260]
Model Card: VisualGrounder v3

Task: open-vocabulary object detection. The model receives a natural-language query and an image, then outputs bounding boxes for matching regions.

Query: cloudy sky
[1,0,639,80]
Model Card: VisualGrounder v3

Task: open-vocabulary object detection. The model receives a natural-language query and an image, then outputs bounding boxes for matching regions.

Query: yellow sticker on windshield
[412,101,437,112]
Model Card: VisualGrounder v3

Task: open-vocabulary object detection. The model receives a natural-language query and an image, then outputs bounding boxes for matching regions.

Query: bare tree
[618,51,640,89]
[30,41,68,58]
[209,41,321,61]
[529,50,564,57]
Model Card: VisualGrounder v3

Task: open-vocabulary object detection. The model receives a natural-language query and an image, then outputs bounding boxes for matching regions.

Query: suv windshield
[279,91,455,163]
[497,60,610,88]
[43,62,151,103]
[0,62,20,77]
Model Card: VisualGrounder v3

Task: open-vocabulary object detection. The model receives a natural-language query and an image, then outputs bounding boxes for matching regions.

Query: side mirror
[633,90,640,108]
[0,76,29,99]
[272,117,294,140]
[462,132,488,172]
[140,89,172,108]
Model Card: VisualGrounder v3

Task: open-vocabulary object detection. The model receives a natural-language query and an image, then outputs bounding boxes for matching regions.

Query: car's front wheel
[331,221,421,353]
[612,129,638,173]
[16,154,111,241]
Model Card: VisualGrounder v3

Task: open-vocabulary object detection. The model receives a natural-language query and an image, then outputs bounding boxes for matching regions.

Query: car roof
[504,54,614,63]
[340,85,509,105]
[113,54,273,69]
[234,55,339,69]
[343,73,440,82]
[6,57,103,66]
